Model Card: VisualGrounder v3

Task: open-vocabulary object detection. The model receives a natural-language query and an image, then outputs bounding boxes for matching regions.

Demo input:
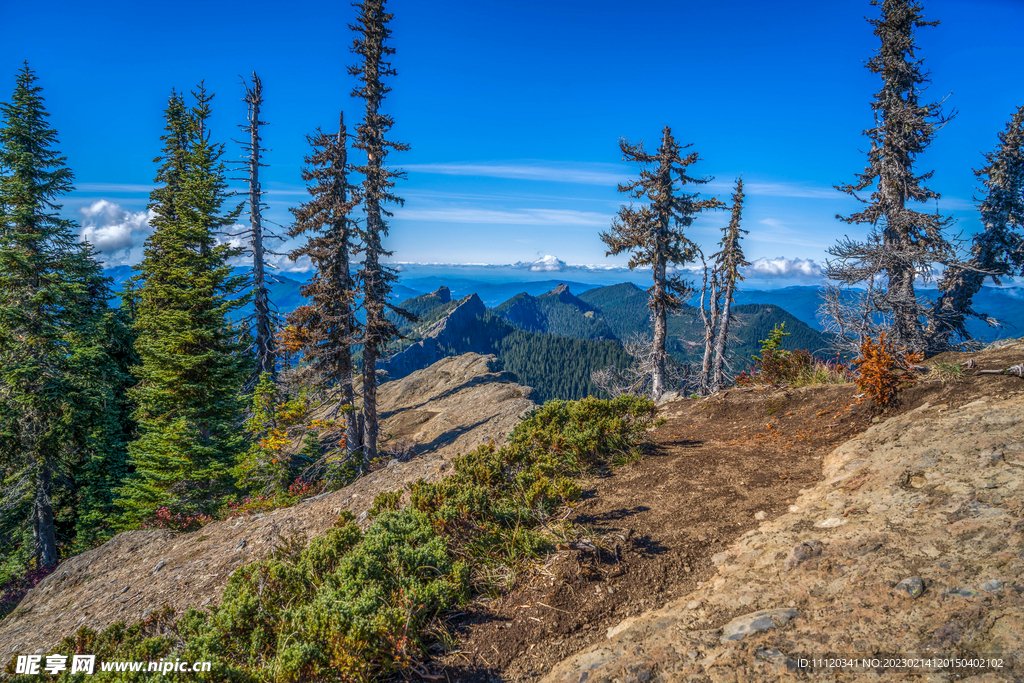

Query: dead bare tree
[710,177,749,392]
[591,330,696,399]
[697,257,721,395]
[235,72,279,381]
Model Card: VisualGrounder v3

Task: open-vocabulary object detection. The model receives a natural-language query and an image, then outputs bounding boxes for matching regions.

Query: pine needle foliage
[601,127,723,400]
[824,0,958,354]
[349,0,416,467]
[288,112,362,457]
[0,64,129,567]
[932,105,1024,345]
[117,87,248,528]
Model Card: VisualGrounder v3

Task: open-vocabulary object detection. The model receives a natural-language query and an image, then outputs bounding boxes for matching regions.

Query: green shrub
[15,396,656,682]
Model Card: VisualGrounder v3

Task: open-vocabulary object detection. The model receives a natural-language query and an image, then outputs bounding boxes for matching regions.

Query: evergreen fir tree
[601,127,722,400]
[710,177,749,392]
[118,86,247,526]
[348,0,414,466]
[931,105,1024,345]
[288,111,363,458]
[824,0,956,354]
[0,65,123,566]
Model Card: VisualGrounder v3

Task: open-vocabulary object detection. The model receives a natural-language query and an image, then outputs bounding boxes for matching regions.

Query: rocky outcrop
[0,353,535,657]
[544,358,1024,681]
[380,293,487,380]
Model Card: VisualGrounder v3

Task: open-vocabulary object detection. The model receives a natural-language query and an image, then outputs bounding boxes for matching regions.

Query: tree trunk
[711,278,735,392]
[651,258,667,401]
[361,342,378,468]
[34,457,58,567]
[698,269,719,395]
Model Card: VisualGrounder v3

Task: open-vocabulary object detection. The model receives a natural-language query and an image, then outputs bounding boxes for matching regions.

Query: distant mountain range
[100,266,1023,399]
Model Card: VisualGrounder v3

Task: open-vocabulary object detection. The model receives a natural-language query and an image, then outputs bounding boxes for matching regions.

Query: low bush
[736,324,853,388]
[853,333,922,408]
[13,395,657,682]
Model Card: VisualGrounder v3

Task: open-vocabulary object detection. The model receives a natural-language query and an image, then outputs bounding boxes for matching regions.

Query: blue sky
[3,0,1023,279]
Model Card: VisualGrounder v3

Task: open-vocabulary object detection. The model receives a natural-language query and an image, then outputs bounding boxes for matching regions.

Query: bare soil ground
[440,383,874,681]
[440,342,1024,682]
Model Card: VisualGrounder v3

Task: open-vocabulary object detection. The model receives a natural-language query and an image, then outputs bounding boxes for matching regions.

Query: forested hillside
[491,284,616,340]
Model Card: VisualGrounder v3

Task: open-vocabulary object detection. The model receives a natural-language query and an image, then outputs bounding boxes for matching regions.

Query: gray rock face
[379,294,487,380]
[720,609,799,644]
[543,387,1024,683]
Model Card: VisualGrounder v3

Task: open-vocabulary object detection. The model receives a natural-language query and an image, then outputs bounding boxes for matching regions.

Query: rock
[0,353,537,657]
[542,360,1024,683]
[894,576,925,599]
[378,294,487,379]
[719,608,799,643]
[754,511,767,521]
[984,337,1023,350]
[151,560,167,575]
[782,539,823,571]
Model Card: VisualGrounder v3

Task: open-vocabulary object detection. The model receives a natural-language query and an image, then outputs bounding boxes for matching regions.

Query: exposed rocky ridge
[543,341,1024,682]
[0,353,535,657]
[380,293,487,379]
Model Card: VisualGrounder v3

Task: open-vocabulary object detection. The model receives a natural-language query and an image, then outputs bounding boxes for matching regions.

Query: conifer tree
[348,0,414,465]
[601,127,722,400]
[237,73,277,381]
[0,65,124,566]
[289,111,363,458]
[118,86,247,526]
[824,0,956,354]
[710,177,749,392]
[931,105,1024,345]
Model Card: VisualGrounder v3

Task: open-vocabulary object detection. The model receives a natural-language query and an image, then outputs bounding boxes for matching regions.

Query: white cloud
[746,256,824,278]
[394,206,611,227]
[402,161,626,186]
[76,183,155,193]
[517,254,567,271]
[78,200,156,265]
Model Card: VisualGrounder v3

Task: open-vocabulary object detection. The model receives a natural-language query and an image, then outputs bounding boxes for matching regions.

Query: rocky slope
[380,293,487,379]
[543,342,1024,682]
[0,353,535,657]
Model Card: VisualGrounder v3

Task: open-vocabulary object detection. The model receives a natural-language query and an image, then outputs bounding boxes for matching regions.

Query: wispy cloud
[402,161,626,186]
[394,206,612,227]
[76,183,155,193]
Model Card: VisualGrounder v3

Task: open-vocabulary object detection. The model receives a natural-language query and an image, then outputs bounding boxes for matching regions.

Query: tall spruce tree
[289,111,363,458]
[825,0,956,354]
[710,178,749,392]
[601,127,722,400]
[931,105,1024,345]
[349,0,414,465]
[118,87,247,526]
[0,65,125,566]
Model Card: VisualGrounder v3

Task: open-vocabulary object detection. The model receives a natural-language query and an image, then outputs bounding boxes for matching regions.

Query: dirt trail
[442,383,877,681]
[444,340,1024,682]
